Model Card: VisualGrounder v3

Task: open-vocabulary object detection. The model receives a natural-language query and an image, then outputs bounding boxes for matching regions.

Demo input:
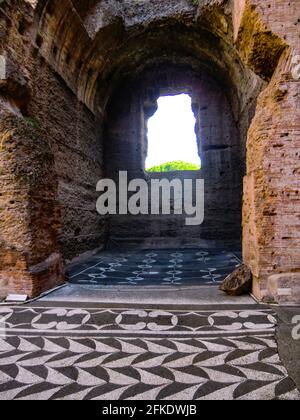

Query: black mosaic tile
[68,249,241,287]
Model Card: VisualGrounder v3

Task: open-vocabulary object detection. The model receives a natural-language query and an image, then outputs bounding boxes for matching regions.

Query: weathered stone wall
[105,65,242,245]
[0,1,63,297]
[0,0,106,297]
[236,0,300,303]
[26,59,106,262]
[0,105,64,297]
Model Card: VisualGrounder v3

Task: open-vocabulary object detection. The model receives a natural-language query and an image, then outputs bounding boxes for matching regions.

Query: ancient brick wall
[26,59,106,261]
[0,0,106,297]
[236,0,300,303]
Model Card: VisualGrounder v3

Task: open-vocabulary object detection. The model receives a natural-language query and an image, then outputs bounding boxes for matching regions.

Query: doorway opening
[145,94,201,173]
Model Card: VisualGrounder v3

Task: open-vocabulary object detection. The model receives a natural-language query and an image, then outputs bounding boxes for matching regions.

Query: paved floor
[42,284,255,305]
[68,249,242,287]
[45,248,250,306]
[274,306,300,391]
[0,302,299,400]
[0,249,298,400]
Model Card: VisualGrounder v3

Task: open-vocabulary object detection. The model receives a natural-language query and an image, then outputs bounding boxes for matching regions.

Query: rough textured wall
[0,105,63,297]
[237,0,300,304]
[26,59,106,262]
[0,1,64,297]
[0,0,106,297]
[106,66,242,245]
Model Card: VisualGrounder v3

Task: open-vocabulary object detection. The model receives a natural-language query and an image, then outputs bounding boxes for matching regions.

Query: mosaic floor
[68,249,242,287]
[0,303,299,400]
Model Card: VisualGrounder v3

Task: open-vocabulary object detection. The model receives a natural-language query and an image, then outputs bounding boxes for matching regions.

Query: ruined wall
[0,1,106,297]
[26,59,106,261]
[105,65,242,245]
[0,0,299,303]
[236,0,300,304]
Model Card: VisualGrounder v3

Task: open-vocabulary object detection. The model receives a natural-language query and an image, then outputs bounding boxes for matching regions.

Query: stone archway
[0,0,299,304]
[104,64,244,245]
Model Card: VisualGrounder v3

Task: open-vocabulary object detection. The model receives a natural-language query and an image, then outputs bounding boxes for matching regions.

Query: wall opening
[145,94,201,173]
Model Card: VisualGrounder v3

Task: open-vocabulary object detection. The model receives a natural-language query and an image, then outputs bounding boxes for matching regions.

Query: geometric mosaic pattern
[0,304,299,400]
[68,249,242,287]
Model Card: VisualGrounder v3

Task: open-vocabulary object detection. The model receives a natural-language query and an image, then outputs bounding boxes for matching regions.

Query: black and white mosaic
[0,303,299,400]
[68,249,241,287]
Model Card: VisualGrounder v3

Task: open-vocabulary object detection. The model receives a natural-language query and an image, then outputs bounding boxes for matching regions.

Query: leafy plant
[146,160,201,173]
[24,117,40,129]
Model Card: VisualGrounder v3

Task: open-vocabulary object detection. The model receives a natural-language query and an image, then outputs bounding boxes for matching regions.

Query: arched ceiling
[32,0,262,114]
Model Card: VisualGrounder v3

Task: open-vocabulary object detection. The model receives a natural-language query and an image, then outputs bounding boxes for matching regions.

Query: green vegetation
[24,117,40,130]
[146,160,201,173]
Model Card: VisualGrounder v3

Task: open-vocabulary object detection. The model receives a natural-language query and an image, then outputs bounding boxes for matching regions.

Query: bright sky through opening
[145,94,200,169]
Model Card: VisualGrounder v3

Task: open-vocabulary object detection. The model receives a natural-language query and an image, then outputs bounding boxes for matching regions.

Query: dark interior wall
[0,1,107,274]
[28,0,262,255]
[195,75,242,241]
[26,58,107,262]
[105,66,242,245]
